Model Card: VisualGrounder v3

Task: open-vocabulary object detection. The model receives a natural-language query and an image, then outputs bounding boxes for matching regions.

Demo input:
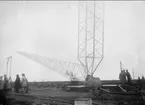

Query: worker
[126,70,132,83]
[0,76,9,105]
[0,76,2,89]
[119,70,123,82]
[0,76,4,90]
[7,77,13,92]
[3,75,8,92]
[119,70,126,85]
[138,76,141,82]
[122,70,127,83]
[14,74,21,93]
[142,76,145,80]
[21,73,28,93]
[138,76,142,91]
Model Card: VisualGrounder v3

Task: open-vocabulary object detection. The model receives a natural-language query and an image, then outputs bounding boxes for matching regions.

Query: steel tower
[78,1,104,77]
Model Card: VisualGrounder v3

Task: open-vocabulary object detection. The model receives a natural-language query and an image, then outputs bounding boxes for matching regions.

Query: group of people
[119,69,132,85]
[15,73,29,93]
[0,75,13,92]
[0,73,28,93]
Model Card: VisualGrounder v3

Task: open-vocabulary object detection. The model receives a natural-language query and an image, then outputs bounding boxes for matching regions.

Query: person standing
[119,70,123,83]
[14,75,21,93]
[0,76,2,89]
[126,70,132,83]
[122,70,127,84]
[21,73,28,93]
[7,77,13,92]
[0,76,4,90]
[3,75,8,92]
[142,76,145,80]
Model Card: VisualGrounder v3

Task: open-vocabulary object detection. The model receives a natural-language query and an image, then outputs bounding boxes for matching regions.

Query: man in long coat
[14,75,21,93]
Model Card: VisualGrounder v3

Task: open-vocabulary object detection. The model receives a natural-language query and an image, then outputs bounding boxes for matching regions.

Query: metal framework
[17,51,85,81]
[78,1,104,77]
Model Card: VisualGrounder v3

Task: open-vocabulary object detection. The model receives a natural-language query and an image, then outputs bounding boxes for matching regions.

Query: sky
[0,1,145,82]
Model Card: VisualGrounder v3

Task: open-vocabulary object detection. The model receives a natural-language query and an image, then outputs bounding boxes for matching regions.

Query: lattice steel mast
[17,51,85,81]
[78,1,104,77]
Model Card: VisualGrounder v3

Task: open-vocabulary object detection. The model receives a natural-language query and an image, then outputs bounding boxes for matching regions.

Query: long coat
[21,76,28,88]
[0,80,4,90]
[7,79,13,89]
[14,77,21,91]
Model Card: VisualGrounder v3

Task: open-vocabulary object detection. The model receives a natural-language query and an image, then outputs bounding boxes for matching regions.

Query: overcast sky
[0,1,145,82]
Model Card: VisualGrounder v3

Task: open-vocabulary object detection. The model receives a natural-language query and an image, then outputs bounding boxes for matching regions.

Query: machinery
[17,51,85,81]
[77,1,104,89]
[17,1,104,91]
[6,1,145,105]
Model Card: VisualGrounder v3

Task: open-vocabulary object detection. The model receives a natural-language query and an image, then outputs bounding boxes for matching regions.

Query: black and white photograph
[0,1,145,105]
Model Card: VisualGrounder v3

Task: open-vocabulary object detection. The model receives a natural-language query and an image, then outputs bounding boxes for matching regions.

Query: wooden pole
[120,61,122,71]
[132,68,135,79]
